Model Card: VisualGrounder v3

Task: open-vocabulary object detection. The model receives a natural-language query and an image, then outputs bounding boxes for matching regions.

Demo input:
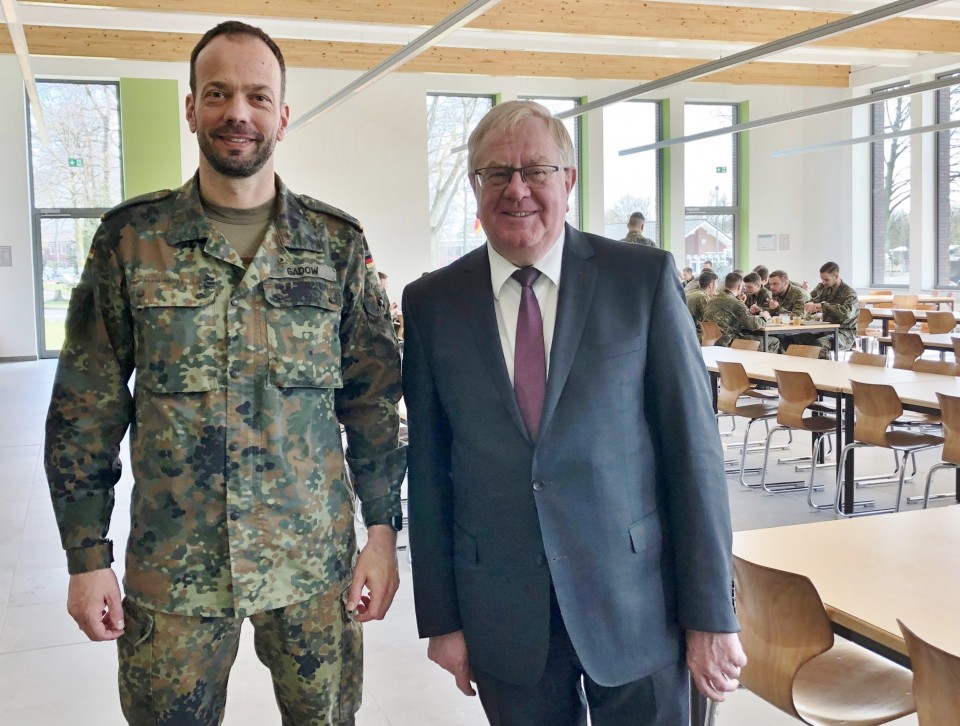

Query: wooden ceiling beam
[35,0,960,53]
[0,25,849,87]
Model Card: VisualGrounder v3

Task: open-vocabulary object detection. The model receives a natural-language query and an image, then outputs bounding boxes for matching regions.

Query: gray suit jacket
[402,225,738,688]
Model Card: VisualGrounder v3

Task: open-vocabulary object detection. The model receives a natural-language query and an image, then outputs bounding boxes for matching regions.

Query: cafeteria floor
[2,359,939,725]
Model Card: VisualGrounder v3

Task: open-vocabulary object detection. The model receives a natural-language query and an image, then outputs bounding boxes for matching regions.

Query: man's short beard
[197,130,276,179]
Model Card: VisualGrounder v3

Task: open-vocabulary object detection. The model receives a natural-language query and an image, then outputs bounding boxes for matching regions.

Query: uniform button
[228,442,239,452]
[229,511,240,521]
[532,480,545,492]
[230,298,240,307]
[230,369,241,379]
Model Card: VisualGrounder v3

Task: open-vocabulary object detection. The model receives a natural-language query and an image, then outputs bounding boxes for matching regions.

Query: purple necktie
[512,267,546,440]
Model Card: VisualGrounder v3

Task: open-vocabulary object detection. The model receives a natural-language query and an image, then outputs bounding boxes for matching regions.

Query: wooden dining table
[877,331,956,355]
[859,294,955,309]
[733,506,960,665]
[868,308,960,335]
[700,347,959,513]
[761,320,840,358]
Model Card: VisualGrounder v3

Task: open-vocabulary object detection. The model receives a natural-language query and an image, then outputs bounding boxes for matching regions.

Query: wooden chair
[848,351,886,367]
[856,308,882,353]
[786,344,822,359]
[892,309,918,333]
[890,332,925,370]
[918,392,960,507]
[730,338,761,351]
[717,360,777,487]
[700,320,722,347]
[871,289,894,308]
[834,380,943,517]
[924,310,956,334]
[733,556,915,726]
[758,370,835,507]
[898,620,960,725]
[911,359,957,376]
[892,294,919,309]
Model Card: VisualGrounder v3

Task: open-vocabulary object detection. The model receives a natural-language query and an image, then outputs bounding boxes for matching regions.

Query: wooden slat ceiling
[7,0,960,86]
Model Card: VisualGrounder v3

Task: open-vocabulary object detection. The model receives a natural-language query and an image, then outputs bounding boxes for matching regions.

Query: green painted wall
[119,78,182,199]
[660,99,672,253]
[739,101,750,269]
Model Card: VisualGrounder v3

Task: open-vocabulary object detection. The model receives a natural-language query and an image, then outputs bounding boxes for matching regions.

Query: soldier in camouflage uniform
[794,261,860,357]
[620,211,657,247]
[686,270,718,341]
[703,272,779,352]
[766,269,810,317]
[44,21,404,726]
[742,271,770,314]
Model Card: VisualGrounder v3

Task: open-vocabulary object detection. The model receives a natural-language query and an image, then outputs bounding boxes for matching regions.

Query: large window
[684,103,738,276]
[936,71,960,288]
[603,101,660,244]
[871,83,911,286]
[520,96,582,228]
[29,81,123,356]
[426,93,494,268]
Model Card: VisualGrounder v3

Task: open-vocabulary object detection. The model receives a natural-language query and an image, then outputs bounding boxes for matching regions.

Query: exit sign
[68,158,83,167]
[716,166,727,173]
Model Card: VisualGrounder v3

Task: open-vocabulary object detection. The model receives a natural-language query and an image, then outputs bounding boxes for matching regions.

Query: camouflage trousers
[118,587,362,726]
[785,332,853,358]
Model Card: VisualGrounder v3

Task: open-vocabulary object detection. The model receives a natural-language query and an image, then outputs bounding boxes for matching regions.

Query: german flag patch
[365,252,375,270]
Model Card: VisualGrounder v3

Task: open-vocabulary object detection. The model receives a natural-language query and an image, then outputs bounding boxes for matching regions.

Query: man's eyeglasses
[472,165,566,189]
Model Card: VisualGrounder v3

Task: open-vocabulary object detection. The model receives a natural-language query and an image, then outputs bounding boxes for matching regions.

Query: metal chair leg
[758,425,816,494]
[908,461,958,506]
[834,442,878,518]
[807,434,833,510]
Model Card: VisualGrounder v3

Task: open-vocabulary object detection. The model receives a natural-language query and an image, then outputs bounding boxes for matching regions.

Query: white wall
[1,51,958,358]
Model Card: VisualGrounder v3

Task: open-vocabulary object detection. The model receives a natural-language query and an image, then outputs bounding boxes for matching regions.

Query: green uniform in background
[621,230,657,247]
[770,281,810,316]
[744,287,771,312]
[799,280,860,353]
[703,289,779,352]
[686,287,711,341]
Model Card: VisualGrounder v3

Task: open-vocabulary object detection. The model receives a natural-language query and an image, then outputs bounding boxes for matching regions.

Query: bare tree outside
[426,94,493,268]
[871,87,911,285]
[28,81,122,354]
[937,77,960,286]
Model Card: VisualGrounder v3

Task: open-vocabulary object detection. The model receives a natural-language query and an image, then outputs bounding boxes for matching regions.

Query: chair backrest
[925,310,957,334]
[730,338,761,351]
[848,351,886,367]
[872,290,894,308]
[952,337,960,365]
[774,369,818,429]
[733,556,834,720]
[912,359,957,376]
[786,344,822,359]
[850,379,903,447]
[700,320,722,347]
[716,361,750,414]
[890,332,925,370]
[892,294,920,309]
[856,307,875,335]
[892,309,918,333]
[898,620,960,725]
[936,392,960,466]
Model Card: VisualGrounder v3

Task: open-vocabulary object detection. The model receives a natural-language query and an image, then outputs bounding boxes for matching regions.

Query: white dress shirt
[487,233,564,385]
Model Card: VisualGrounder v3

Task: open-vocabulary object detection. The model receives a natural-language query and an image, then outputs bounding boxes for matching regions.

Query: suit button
[532,480,545,491]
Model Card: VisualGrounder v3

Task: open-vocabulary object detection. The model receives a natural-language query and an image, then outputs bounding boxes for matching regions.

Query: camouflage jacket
[621,231,656,248]
[770,282,810,316]
[810,280,860,348]
[703,290,767,346]
[744,287,771,312]
[45,174,405,618]
[686,288,711,338]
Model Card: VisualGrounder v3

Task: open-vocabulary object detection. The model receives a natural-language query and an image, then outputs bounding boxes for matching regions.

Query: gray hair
[467,100,575,172]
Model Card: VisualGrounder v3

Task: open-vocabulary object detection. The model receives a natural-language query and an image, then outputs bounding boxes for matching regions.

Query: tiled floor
[1,359,938,725]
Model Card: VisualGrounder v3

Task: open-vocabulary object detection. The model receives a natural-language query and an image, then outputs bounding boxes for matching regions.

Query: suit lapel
[457,247,532,442]
[539,226,597,441]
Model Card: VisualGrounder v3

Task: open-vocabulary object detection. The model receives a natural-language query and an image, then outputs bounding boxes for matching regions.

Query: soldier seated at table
[743,272,770,314]
[753,265,769,288]
[793,261,860,358]
[685,260,712,292]
[767,269,810,317]
[703,272,779,352]
[680,267,695,285]
[687,270,719,341]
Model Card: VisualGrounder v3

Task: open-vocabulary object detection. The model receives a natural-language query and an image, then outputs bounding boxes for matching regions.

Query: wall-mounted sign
[68,158,83,167]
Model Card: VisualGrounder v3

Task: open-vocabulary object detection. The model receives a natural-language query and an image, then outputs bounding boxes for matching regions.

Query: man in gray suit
[402,101,744,725]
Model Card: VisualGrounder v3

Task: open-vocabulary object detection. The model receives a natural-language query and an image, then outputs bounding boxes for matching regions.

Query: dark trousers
[473,592,689,726]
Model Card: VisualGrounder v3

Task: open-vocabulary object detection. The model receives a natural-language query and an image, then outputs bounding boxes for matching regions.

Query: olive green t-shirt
[201,196,276,266]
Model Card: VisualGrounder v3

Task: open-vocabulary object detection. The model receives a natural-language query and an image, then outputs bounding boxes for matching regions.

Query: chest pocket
[263,277,343,389]
[129,274,223,393]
